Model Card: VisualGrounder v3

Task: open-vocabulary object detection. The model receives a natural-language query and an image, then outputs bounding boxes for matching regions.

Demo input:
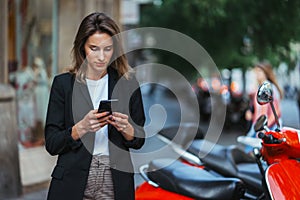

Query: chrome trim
[139,164,159,188]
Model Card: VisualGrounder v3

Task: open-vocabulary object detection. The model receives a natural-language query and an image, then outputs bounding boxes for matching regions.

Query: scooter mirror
[254,115,268,132]
[257,81,273,105]
[256,81,281,130]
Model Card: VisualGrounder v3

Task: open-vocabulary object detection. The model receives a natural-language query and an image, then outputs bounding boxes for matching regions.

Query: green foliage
[140,0,300,76]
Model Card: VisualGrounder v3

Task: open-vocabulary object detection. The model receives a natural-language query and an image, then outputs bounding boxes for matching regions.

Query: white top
[86,74,109,156]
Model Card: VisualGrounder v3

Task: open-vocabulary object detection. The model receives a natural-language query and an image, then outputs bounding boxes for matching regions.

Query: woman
[242,62,283,152]
[45,12,145,200]
[246,62,283,132]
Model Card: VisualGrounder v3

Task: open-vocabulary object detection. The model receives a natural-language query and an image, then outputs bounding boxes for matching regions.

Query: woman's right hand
[71,109,110,140]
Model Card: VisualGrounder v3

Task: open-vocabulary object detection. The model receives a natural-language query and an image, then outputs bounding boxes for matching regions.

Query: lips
[95,62,106,67]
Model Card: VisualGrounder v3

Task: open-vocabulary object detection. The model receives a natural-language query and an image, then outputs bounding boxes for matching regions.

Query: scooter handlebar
[258,132,285,144]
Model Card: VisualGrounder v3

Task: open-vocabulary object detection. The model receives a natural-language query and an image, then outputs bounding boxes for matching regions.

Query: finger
[91,120,110,131]
[89,118,101,125]
[112,112,128,119]
[90,109,100,118]
[111,118,128,130]
[90,123,102,132]
[111,115,128,125]
[92,109,99,114]
[115,124,124,132]
[107,119,117,126]
[117,116,129,127]
[119,124,128,130]
[98,114,111,123]
[96,112,110,119]
[119,124,129,132]
[99,121,108,128]
[107,119,123,130]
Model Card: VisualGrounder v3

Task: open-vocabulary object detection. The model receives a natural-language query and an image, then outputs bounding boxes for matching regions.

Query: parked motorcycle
[135,123,261,199]
[185,139,263,198]
[135,158,246,200]
[153,123,264,198]
[135,124,248,199]
[251,81,300,199]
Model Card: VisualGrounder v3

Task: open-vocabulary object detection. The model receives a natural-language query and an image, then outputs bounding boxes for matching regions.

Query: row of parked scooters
[135,81,300,200]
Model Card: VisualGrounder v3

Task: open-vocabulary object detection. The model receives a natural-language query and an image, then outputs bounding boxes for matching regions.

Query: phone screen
[98,99,118,113]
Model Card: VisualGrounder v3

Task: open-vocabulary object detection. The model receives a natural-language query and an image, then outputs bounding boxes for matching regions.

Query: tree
[140,0,300,78]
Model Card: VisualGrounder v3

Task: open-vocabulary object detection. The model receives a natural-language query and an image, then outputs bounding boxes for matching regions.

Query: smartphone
[97,99,118,114]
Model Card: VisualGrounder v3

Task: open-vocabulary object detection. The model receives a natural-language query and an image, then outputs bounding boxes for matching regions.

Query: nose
[98,50,105,61]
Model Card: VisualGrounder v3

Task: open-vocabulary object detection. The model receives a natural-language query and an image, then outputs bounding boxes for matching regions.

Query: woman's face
[254,67,267,84]
[84,31,114,79]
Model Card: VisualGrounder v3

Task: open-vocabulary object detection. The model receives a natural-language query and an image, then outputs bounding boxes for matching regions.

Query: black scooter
[151,123,264,199]
[136,157,246,200]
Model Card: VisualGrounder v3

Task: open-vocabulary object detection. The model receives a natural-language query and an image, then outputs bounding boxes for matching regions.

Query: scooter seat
[147,158,245,200]
[186,139,262,195]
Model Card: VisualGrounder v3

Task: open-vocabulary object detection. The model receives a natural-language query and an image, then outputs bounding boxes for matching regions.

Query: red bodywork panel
[135,182,193,200]
[266,159,300,199]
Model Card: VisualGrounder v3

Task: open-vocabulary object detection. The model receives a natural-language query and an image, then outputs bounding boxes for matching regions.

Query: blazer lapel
[108,67,119,134]
[108,67,118,100]
[74,68,118,116]
[77,80,94,109]
[72,78,95,153]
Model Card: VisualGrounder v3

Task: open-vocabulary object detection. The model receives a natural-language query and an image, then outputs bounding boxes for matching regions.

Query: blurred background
[1,0,300,199]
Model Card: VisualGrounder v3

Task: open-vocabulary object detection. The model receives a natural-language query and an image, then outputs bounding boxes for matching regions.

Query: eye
[104,46,113,52]
[90,46,99,51]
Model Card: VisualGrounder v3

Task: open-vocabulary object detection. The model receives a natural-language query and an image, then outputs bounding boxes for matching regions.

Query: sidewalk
[9,184,48,200]
[7,146,56,200]
[18,146,56,186]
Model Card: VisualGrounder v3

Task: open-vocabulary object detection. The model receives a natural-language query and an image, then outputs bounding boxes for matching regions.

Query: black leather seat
[186,139,263,195]
[147,158,245,200]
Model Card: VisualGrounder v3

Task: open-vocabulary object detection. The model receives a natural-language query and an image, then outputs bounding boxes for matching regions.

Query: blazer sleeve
[45,75,82,156]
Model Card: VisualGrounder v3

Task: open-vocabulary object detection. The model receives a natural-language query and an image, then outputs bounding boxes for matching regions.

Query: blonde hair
[255,62,284,99]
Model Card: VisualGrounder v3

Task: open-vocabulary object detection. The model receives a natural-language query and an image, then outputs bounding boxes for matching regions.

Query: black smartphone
[98,99,118,114]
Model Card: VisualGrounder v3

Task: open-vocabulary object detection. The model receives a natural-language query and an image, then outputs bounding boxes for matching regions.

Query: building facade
[0,1,121,197]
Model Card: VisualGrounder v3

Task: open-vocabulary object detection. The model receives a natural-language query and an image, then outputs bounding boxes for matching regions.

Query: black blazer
[45,67,145,200]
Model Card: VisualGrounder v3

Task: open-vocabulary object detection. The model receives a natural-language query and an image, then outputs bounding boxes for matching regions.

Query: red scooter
[135,157,246,200]
[136,81,300,199]
[251,81,300,199]
[134,126,246,199]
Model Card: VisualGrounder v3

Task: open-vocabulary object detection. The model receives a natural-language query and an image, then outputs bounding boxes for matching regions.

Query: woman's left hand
[107,112,134,141]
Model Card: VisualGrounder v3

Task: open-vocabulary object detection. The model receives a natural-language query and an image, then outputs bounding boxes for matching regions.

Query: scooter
[251,81,300,199]
[152,124,264,198]
[135,124,260,199]
[134,124,248,199]
[135,158,246,200]
[184,139,263,198]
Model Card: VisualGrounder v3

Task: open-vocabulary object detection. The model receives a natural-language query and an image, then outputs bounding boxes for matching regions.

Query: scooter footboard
[143,158,246,200]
